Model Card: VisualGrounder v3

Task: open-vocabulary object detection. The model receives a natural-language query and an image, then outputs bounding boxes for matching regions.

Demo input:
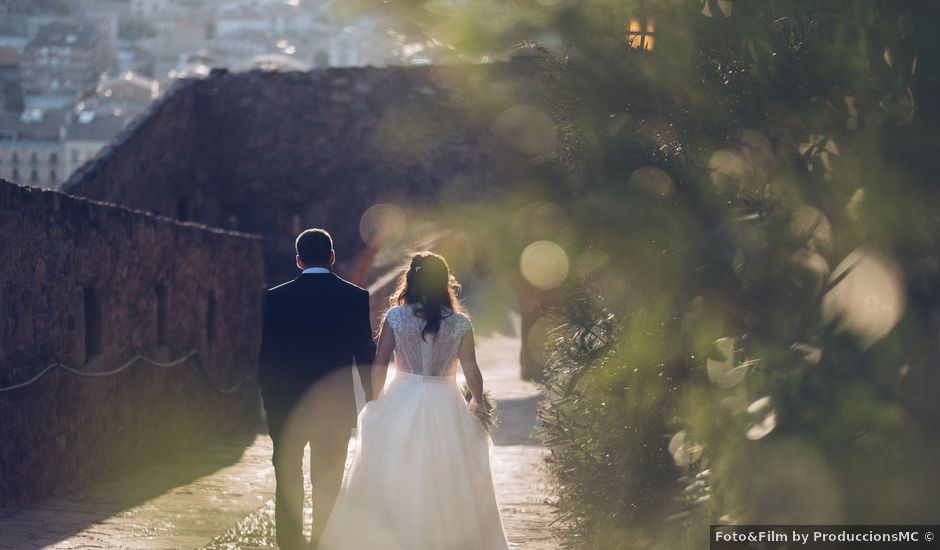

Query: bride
[318,252,510,550]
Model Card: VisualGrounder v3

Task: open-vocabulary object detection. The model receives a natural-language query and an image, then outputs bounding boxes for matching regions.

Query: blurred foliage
[339,0,940,547]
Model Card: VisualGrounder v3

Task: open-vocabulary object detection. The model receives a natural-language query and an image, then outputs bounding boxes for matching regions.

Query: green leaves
[331,0,940,545]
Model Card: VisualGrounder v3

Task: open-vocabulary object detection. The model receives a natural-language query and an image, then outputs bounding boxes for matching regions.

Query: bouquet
[460,384,498,431]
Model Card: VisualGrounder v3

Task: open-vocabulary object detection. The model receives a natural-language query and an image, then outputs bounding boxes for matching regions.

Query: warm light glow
[627,18,642,49]
[626,17,655,51]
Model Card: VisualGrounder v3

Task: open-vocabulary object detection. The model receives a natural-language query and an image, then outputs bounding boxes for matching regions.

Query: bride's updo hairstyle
[392,251,463,341]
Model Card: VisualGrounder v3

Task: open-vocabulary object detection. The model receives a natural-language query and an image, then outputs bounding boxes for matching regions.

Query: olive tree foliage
[335,0,940,547]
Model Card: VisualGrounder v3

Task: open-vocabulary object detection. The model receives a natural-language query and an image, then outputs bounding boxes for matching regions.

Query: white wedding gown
[318,305,510,550]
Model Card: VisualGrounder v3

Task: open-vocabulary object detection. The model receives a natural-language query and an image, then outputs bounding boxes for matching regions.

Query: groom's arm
[353,289,376,401]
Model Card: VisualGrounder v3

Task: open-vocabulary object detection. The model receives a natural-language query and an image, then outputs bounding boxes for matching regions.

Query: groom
[258,228,375,550]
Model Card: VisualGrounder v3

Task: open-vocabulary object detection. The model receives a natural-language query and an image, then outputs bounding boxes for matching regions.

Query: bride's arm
[457,328,485,405]
[370,323,395,400]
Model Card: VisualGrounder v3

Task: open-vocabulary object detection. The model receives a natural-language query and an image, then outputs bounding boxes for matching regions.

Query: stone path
[0,433,274,549]
[474,333,558,550]
[0,335,558,549]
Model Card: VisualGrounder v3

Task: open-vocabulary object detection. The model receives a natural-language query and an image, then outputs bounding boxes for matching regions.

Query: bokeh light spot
[821,248,906,349]
[740,129,775,178]
[746,414,777,441]
[511,200,570,242]
[789,205,832,250]
[491,105,557,158]
[669,430,704,466]
[359,203,406,248]
[708,150,749,190]
[629,167,675,197]
[520,241,569,290]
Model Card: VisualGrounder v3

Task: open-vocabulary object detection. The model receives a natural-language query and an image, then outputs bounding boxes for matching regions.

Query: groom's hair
[295,228,333,265]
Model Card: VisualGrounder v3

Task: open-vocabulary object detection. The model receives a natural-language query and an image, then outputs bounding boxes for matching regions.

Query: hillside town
[0,0,405,188]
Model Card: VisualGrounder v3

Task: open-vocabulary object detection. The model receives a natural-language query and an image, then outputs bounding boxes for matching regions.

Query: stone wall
[0,179,264,507]
[64,63,546,286]
[65,78,205,221]
[63,61,558,380]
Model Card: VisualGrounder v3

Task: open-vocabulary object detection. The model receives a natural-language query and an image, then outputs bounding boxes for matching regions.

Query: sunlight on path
[0,335,557,549]
[478,333,559,550]
[206,333,559,549]
[0,434,273,550]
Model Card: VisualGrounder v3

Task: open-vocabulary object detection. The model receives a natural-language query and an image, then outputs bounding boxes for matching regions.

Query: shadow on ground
[0,430,259,550]
[491,395,544,447]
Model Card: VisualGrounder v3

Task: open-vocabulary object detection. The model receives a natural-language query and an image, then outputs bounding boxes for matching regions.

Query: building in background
[91,71,160,114]
[0,16,29,50]
[26,14,119,67]
[130,0,160,17]
[214,1,315,39]
[322,18,398,68]
[0,48,21,89]
[143,13,210,80]
[0,0,415,192]
[63,110,130,178]
[0,108,67,189]
[20,22,110,103]
[0,106,131,189]
[130,0,181,18]
[0,1,32,17]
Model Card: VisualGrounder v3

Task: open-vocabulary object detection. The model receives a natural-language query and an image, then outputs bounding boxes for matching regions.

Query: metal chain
[0,350,255,394]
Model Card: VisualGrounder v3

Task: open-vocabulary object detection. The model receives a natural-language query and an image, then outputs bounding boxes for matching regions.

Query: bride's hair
[392,251,462,341]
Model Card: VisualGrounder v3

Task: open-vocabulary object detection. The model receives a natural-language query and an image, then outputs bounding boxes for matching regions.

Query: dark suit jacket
[257,272,376,431]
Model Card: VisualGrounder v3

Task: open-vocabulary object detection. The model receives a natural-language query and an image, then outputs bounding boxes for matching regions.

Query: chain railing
[0,349,255,394]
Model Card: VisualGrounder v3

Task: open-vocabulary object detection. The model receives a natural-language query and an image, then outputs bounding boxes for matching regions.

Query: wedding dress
[318,304,510,550]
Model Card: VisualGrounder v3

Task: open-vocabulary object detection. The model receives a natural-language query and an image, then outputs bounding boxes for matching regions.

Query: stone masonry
[0,179,265,508]
[61,61,557,380]
[0,60,562,510]
[63,62,548,286]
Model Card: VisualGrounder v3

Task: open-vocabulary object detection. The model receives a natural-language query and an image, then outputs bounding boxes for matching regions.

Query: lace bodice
[384,305,472,377]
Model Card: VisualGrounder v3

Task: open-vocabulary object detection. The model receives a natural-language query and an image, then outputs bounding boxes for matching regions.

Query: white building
[130,0,174,17]
[63,110,130,178]
[0,108,66,189]
[214,1,315,39]
[94,71,160,110]
[0,107,131,188]
[324,20,399,67]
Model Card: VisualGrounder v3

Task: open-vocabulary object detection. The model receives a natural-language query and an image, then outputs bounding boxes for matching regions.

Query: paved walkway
[0,434,274,549]
[0,335,558,549]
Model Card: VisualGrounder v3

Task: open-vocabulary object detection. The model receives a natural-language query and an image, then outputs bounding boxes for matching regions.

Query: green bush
[336,1,940,547]
[535,2,940,547]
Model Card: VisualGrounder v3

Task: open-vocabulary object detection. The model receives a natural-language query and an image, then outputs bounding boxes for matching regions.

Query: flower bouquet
[460,384,498,431]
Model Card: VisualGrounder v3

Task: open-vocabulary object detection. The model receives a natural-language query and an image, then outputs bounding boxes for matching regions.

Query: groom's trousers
[269,370,357,550]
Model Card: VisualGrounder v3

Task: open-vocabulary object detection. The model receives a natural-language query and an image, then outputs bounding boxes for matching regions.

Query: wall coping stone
[2,178,262,241]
